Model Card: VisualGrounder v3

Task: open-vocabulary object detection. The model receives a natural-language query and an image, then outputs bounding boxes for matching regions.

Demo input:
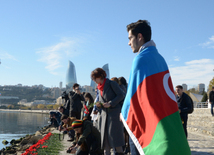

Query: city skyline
[0,1,214,90]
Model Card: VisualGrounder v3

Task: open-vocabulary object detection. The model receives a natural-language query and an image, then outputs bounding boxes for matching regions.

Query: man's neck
[138,40,156,54]
[178,92,183,97]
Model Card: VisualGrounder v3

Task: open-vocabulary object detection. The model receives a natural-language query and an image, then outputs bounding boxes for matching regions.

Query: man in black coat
[61,91,70,114]
[209,86,214,116]
[175,85,193,138]
[69,83,85,119]
[58,106,69,116]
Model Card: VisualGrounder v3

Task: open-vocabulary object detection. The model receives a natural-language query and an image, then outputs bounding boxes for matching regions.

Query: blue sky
[0,0,214,90]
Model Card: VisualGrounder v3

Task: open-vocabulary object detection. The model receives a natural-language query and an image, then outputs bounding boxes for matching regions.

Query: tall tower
[198,83,205,93]
[66,61,77,89]
[59,82,62,89]
[102,63,110,79]
[182,84,188,91]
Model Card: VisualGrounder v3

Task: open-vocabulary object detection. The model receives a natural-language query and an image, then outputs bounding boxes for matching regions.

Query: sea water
[0,111,49,150]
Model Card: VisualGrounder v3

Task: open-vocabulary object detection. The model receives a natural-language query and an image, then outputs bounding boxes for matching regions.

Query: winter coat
[209,91,214,102]
[98,79,125,148]
[69,91,85,113]
[176,92,192,115]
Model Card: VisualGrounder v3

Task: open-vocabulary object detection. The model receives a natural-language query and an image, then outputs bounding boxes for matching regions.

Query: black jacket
[63,99,70,112]
[209,91,214,102]
[176,92,192,114]
[69,91,85,113]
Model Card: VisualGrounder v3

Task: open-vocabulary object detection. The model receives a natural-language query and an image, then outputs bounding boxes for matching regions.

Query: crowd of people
[48,19,192,155]
[49,70,128,155]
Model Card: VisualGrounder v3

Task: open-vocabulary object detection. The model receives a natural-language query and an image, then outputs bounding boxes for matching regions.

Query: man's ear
[137,33,144,42]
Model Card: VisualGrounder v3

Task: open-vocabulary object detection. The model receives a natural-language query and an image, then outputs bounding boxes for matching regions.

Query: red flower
[21,132,53,155]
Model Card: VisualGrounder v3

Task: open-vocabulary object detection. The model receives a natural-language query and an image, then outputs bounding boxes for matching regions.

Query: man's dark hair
[61,91,68,99]
[61,114,69,120]
[176,85,183,89]
[73,83,79,89]
[127,20,151,43]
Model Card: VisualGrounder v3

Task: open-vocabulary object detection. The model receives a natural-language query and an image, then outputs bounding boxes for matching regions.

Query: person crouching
[59,115,76,142]
[67,119,103,155]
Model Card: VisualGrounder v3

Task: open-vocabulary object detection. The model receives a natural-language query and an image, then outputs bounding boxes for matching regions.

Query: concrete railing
[195,102,208,108]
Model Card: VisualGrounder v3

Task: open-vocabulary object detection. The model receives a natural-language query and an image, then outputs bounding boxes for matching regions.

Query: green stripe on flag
[143,111,191,155]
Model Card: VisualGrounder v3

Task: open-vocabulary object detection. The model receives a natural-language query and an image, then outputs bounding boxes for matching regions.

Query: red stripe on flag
[126,70,178,148]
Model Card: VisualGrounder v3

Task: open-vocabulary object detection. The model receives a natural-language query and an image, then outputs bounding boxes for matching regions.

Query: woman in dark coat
[91,68,125,155]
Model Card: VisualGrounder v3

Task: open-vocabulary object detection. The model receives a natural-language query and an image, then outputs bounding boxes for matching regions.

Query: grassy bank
[35,133,63,155]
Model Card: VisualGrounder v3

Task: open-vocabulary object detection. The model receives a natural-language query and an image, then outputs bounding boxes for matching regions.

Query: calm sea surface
[0,111,49,150]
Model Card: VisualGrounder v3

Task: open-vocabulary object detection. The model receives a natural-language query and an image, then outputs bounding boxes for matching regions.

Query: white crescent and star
[163,73,176,102]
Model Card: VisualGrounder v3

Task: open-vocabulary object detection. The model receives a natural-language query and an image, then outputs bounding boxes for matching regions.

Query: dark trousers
[129,137,140,155]
[180,114,188,138]
[70,111,81,119]
[211,102,214,116]
[68,129,75,139]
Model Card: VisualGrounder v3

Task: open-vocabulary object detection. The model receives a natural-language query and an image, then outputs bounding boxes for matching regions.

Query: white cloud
[174,56,180,61]
[199,35,214,49]
[36,37,83,75]
[169,59,214,90]
[0,52,18,61]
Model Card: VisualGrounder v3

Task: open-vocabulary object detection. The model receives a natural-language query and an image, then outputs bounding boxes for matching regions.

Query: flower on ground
[21,132,53,155]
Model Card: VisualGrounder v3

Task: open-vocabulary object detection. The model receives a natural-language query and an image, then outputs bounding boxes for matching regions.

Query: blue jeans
[129,137,140,155]
[211,102,214,116]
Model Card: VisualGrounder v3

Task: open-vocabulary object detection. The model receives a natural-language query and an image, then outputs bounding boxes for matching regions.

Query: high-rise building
[59,82,62,89]
[90,79,96,90]
[182,84,188,91]
[66,61,77,88]
[51,87,62,99]
[102,63,110,79]
[198,83,205,93]
[82,85,96,97]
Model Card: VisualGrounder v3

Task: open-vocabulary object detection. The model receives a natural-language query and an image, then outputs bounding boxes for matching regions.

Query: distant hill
[0,86,54,105]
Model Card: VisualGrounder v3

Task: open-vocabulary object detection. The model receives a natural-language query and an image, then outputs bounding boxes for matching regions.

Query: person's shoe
[67,138,74,142]
[123,146,130,154]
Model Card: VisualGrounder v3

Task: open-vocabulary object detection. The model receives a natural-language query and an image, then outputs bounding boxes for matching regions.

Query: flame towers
[66,61,77,88]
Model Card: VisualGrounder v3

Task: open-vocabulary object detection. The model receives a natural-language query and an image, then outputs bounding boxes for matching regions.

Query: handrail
[195,102,208,108]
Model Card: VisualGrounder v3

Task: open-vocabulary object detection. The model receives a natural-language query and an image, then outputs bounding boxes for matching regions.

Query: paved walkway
[188,130,214,155]
[53,129,214,155]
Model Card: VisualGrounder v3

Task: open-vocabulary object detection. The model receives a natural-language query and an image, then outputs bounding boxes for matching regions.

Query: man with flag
[121,20,191,155]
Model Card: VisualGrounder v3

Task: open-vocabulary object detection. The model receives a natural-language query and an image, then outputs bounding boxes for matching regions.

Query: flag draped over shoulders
[121,45,191,155]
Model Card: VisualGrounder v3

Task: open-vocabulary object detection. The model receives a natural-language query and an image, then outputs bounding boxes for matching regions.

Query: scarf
[97,78,107,97]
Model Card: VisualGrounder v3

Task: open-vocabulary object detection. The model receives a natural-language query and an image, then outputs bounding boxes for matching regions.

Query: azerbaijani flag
[121,46,191,155]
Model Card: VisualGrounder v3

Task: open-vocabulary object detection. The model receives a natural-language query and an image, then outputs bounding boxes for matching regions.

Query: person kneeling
[59,115,76,142]
[67,119,103,155]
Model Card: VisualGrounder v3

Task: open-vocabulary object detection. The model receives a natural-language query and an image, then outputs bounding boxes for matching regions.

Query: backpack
[188,96,194,114]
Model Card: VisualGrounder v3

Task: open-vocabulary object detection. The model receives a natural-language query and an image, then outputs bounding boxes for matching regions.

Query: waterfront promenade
[51,129,214,155]
[3,108,214,154]
[54,108,214,155]
[0,109,50,114]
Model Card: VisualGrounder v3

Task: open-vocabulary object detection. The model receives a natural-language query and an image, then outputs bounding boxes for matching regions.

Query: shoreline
[0,109,51,114]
